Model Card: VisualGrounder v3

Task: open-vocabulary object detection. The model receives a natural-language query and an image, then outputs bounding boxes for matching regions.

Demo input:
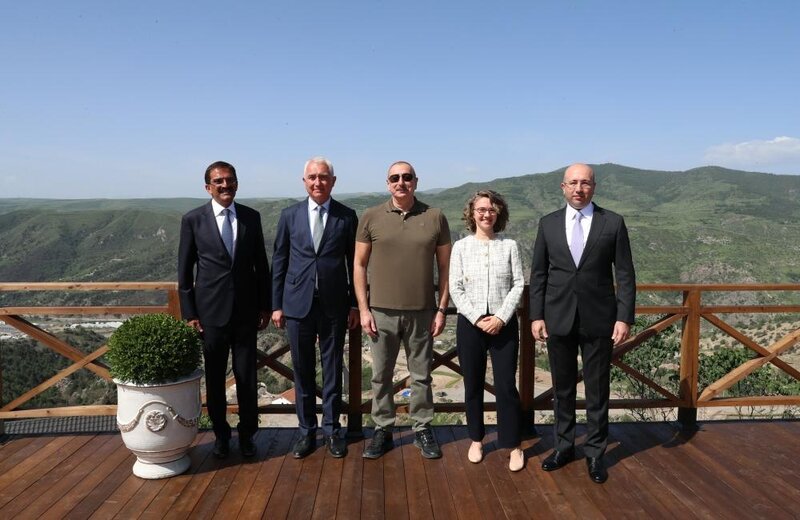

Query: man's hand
[360,308,378,338]
[531,319,548,343]
[430,311,446,337]
[271,309,285,329]
[347,308,360,330]
[187,318,203,334]
[257,310,270,331]
[612,321,630,346]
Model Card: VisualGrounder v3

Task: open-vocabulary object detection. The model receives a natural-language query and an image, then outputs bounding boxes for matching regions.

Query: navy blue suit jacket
[529,203,636,337]
[178,201,271,327]
[271,198,358,319]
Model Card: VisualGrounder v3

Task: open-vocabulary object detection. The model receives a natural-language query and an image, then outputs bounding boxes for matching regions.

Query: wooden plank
[0,315,110,380]
[451,426,504,520]
[139,431,216,519]
[509,436,571,520]
[310,448,346,520]
[0,436,50,473]
[681,422,797,519]
[0,282,176,291]
[2,346,108,412]
[262,432,305,518]
[58,447,136,520]
[382,428,410,520]
[235,428,295,519]
[183,445,244,518]
[0,306,170,316]
[434,426,486,520]
[0,405,117,419]
[606,427,694,518]
[0,435,86,501]
[286,439,325,519]
[334,435,364,519]
[38,434,131,520]
[399,428,433,519]
[159,432,229,519]
[5,433,117,518]
[420,429,458,520]
[360,430,387,520]
[212,430,278,519]
[700,328,800,401]
[113,477,169,519]
[481,431,535,519]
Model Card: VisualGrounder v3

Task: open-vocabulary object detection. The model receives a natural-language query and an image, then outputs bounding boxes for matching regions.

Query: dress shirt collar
[307,197,331,212]
[211,199,236,218]
[566,202,594,221]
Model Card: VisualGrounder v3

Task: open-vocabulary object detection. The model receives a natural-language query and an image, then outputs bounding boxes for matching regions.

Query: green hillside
[2,163,800,293]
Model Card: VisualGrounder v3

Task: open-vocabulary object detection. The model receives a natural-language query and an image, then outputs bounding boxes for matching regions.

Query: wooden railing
[2,283,800,436]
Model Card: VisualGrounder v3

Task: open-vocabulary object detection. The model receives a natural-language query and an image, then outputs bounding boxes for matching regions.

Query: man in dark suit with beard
[178,160,271,459]
[530,163,636,484]
[271,156,358,459]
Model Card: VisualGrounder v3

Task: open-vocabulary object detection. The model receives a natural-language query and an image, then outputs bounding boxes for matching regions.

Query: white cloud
[704,136,800,170]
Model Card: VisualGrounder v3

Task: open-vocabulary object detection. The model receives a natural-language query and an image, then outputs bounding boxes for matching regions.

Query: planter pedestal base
[133,454,191,479]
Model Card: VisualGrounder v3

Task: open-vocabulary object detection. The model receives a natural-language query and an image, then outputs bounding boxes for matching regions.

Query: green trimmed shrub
[107,313,202,385]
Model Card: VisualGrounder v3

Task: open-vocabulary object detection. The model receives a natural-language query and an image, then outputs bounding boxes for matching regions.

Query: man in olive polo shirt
[354,160,451,459]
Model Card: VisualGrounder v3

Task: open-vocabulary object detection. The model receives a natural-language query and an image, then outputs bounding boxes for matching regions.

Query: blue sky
[2,1,799,199]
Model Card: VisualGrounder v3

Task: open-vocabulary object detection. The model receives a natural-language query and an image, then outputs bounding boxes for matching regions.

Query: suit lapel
[232,203,244,261]
[581,203,605,264]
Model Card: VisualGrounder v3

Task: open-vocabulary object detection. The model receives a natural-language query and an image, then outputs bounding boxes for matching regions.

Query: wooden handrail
[1,282,799,434]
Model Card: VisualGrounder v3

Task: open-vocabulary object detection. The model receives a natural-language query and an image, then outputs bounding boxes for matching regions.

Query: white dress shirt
[564,202,594,248]
[449,234,525,325]
[211,199,237,242]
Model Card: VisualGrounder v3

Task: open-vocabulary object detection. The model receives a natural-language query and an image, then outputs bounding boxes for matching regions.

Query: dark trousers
[202,315,259,441]
[547,313,613,458]
[456,314,521,449]
[286,298,347,437]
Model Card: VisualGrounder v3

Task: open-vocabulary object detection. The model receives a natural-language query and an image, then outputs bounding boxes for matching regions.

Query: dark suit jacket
[529,203,635,337]
[271,198,358,319]
[178,201,271,327]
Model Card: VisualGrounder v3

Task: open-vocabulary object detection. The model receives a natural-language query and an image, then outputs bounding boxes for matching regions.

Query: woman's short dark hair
[462,190,510,233]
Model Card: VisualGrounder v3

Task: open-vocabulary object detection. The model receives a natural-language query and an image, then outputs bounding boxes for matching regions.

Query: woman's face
[473,196,497,235]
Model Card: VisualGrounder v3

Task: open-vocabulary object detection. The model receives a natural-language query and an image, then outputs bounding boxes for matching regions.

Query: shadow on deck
[1,421,799,519]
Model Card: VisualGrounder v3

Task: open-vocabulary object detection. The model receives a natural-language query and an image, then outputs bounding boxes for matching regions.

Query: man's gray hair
[304,156,334,176]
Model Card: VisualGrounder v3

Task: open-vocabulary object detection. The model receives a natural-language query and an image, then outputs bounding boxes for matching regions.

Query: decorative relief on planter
[118,400,199,433]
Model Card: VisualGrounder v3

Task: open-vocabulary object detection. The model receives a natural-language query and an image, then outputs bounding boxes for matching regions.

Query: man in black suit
[178,160,271,459]
[271,157,358,459]
[530,163,635,483]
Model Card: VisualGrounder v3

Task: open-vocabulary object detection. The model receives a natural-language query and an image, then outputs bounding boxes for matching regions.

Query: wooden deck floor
[1,421,798,519]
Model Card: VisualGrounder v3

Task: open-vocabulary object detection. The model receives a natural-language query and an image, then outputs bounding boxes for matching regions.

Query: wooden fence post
[519,286,537,435]
[347,325,364,436]
[678,288,701,430]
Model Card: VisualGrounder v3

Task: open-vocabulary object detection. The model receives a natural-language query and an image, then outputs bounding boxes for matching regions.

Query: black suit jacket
[178,201,271,327]
[529,203,635,337]
[271,198,358,319]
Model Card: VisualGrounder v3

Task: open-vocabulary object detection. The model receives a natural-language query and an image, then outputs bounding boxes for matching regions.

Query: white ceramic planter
[115,369,202,479]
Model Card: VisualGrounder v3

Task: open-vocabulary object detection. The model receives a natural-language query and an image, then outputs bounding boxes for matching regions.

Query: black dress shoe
[586,457,608,483]
[326,435,348,458]
[541,448,574,471]
[240,436,256,457]
[213,438,230,459]
[292,434,316,459]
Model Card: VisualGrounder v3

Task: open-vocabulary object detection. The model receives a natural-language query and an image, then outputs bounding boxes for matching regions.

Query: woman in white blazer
[449,190,525,471]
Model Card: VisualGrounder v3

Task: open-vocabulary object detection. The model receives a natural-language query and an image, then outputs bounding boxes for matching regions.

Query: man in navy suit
[530,163,636,484]
[178,161,271,459]
[271,156,358,458]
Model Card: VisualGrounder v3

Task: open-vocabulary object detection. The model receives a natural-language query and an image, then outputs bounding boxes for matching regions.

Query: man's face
[561,164,595,210]
[303,162,336,205]
[386,163,417,203]
[205,167,238,207]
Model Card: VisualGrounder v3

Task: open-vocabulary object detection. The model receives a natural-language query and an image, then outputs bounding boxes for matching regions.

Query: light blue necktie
[312,205,325,252]
[570,210,584,266]
[221,208,234,259]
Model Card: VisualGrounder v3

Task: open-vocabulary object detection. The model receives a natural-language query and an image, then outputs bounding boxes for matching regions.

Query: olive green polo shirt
[356,198,451,310]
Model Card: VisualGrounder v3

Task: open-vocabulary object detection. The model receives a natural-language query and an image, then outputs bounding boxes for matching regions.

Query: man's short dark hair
[205,161,237,184]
